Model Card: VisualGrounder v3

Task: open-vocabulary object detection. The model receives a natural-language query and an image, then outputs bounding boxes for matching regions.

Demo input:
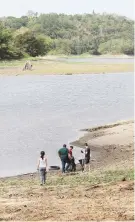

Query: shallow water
[0,73,134,177]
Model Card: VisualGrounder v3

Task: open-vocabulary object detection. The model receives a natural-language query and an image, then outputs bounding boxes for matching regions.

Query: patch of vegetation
[0,169,134,191]
[46,169,134,186]
[0,12,134,60]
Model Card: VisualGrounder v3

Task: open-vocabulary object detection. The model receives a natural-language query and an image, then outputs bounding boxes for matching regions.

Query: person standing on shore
[79,150,85,172]
[68,146,73,158]
[37,151,48,185]
[68,146,76,171]
[84,143,91,171]
[58,144,70,173]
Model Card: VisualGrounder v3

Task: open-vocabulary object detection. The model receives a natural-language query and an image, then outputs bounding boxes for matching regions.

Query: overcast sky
[0,0,134,19]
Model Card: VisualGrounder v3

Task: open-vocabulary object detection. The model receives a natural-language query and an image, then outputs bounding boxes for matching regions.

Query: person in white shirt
[78,150,85,172]
[37,151,48,185]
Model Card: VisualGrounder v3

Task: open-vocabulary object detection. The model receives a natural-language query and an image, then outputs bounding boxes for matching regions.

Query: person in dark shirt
[84,143,90,164]
[58,144,70,173]
[84,143,91,171]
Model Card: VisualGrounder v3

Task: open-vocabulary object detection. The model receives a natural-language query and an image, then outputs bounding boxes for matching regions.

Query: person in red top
[68,146,73,158]
[68,146,76,172]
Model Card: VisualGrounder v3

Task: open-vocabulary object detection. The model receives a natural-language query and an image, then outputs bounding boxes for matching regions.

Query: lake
[0,73,134,177]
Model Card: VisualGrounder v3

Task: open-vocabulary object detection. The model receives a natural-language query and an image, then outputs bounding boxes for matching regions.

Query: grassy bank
[0,168,134,188]
[0,168,134,221]
[0,56,134,75]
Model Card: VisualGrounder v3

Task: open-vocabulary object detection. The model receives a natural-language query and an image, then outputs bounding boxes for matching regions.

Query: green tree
[99,38,134,55]
[53,39,72,55]
[0,13,134,57]
[15,31,52,56]
[0,23,22,59]
[121,41,134,55]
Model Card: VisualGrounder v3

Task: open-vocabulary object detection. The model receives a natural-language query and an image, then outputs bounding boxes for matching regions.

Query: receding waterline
[0,73,133,177]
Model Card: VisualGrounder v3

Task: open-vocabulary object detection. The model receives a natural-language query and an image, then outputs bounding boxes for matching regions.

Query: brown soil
[0,180,134,221]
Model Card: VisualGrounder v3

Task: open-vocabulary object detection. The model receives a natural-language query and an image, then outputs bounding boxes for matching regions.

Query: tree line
[0,12,134,60]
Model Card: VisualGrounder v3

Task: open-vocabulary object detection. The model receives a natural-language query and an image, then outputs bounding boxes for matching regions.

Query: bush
[15,31,52,57]
[99,39,134,55]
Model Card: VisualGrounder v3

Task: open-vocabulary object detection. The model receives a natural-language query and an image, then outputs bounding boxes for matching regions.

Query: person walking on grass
[58,144,70,173]
[37,151,48,185]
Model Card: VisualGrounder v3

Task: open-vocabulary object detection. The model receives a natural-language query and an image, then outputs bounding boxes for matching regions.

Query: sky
[0,0,134,19]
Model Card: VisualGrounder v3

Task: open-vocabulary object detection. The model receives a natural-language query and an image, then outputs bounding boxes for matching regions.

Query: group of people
[58,145,76,173]
[58,143,90,173]
[37,143,90,185]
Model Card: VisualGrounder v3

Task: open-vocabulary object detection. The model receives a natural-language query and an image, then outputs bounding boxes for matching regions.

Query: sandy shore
[0,120,134,221]
[72,120,134,170]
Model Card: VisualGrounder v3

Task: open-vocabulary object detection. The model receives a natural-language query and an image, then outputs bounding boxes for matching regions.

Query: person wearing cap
[58,144,70,173]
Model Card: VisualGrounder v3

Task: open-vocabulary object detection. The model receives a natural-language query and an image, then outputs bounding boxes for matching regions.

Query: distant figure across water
[23,61,33,71]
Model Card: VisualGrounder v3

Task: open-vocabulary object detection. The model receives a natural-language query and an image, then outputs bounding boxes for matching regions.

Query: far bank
[0,56,134,75]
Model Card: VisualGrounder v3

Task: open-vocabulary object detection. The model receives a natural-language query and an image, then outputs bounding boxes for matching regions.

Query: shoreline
[1,119,133,179]
[0,56,134,75]
[71,119,134,170]
[0,119,134,221]
[0,65,133,76]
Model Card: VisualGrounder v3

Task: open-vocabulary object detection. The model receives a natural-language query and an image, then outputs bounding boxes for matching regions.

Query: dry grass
[0,59,133,75]
[0,169,134,221]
